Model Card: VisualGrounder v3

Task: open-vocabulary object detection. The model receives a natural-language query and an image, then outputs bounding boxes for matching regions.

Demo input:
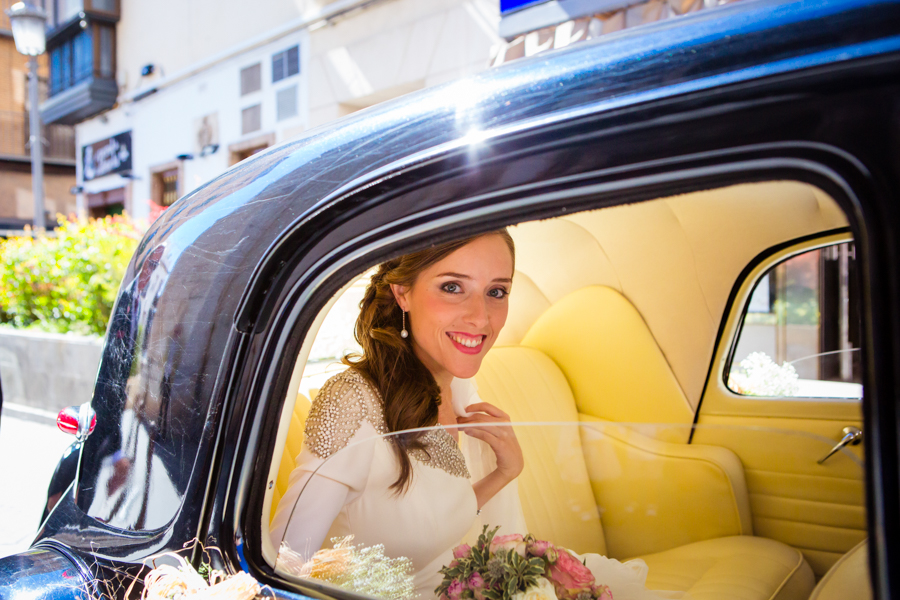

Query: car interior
[258,180,867,600]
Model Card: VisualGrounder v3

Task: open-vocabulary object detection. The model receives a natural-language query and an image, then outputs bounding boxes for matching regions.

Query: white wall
[76,0,501,219]
[308,0,501,126]
[77,30,310,219]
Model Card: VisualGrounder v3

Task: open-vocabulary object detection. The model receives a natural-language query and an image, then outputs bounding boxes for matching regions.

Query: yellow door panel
[693,415,865,577]
[745,470,863,506]
[750,493,865,531]
[697,234,865,578]
[693,415,864,473]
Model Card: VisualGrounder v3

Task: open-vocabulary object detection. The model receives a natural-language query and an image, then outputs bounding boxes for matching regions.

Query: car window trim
[230,153,873,597]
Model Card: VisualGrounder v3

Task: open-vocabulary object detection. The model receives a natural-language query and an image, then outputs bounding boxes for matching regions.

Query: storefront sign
[82,131,132,181]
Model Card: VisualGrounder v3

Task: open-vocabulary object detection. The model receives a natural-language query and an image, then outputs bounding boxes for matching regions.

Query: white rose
[512,577,559,600]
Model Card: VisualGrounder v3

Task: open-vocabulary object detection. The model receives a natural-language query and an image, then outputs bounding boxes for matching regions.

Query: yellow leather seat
[640,536,814,600]
[474,285,816,600]
[271,392,312,522]
[808,540,871,600]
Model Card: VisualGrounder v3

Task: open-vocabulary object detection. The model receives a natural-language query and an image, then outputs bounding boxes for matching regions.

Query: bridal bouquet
[437,526,613,600]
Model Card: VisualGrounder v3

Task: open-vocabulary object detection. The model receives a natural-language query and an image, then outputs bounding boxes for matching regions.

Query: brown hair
[344,230,515,493]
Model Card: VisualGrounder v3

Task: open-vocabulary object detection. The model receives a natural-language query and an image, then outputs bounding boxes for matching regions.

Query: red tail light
[57,405,96,436]
[57,407,79,435]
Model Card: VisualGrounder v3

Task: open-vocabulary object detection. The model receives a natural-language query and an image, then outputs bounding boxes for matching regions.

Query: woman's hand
[458,402,524,483]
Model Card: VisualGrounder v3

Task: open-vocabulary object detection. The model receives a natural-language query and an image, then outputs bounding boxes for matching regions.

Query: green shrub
[0,215,142,336]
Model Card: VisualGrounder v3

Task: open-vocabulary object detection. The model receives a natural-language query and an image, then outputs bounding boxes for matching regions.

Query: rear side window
[728,242,862,398]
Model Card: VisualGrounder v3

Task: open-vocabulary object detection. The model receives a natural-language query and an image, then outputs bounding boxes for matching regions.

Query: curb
[1,402,58,426]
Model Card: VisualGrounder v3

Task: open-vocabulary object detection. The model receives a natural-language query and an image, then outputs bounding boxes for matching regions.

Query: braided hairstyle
[343,230,515,493]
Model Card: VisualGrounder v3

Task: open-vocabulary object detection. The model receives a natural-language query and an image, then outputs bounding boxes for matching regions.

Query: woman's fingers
[457,414,503,424]
[460,402,509,420]
[460,427,501,443]
[464,422,525,480]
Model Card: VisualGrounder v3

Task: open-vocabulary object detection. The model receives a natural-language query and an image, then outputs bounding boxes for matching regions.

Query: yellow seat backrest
[271,392,312,522]
[521,286,695,442]
[809,539,871,600]
[475,346,607,556]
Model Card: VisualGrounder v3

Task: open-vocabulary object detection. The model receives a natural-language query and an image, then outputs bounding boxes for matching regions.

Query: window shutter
[241,63,262,95]
[242,104,262,135]
[276,86,298,121]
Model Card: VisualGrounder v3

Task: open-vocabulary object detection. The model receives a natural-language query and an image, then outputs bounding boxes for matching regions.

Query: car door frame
[205,55,900,600]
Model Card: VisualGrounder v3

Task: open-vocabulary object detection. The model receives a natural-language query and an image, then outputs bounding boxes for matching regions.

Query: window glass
[72,29,94,84]
[728,242,861,398]
[48,27,104,97]
[159,169,178,207]
[50,47,63,95]
[272,45,300,83]
[98,25,114,78]
[89,0,117,13]
[151,168,179,207]
[60,41,72,90]
[242,104,262,135]
[276,85,298,121]
[241,63,262,96]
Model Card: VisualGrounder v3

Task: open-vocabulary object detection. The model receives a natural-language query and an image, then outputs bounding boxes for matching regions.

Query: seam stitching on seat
[765,547,806,600]
[748,492,867,508]
[754,514,868,535]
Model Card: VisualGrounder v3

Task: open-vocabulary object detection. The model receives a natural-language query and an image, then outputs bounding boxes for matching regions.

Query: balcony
[0,110,77,165]
[40,2,119,125]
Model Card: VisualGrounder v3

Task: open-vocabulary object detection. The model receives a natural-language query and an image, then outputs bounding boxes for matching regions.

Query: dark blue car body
[2,0,900,597]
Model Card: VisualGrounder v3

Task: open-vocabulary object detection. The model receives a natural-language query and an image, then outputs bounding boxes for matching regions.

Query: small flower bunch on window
[728,351,800,397]
[437,526,612,600]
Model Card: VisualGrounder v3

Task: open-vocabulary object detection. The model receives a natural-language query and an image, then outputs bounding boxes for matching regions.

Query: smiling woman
[268,232,531,595]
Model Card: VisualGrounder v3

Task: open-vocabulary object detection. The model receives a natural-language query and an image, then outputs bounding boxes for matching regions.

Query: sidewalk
[0,403,73,558]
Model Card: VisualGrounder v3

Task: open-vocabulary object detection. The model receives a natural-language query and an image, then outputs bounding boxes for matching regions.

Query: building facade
[0,0,76,232]
[53,0,501,220]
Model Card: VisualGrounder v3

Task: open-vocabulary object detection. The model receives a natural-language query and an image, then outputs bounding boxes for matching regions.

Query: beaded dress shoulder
[303,369,388,460]
[303,369,470,478]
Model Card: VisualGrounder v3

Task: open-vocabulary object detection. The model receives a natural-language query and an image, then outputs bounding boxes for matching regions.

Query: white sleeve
[270,468,349,562]
[270,367,387,562]
[270,420,380,560]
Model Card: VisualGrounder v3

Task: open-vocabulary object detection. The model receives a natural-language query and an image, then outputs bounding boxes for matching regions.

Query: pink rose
[491,533,527,557]
[453,544,472,559]
[548,550,595,599]
[527,539,552,558]
[468,573,485,590]
[448,580,465,600]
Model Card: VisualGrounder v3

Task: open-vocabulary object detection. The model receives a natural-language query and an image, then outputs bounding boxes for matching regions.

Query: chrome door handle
[818,426,863,464]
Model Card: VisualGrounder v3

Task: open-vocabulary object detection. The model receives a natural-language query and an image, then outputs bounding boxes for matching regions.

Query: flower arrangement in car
[437,527,613,600]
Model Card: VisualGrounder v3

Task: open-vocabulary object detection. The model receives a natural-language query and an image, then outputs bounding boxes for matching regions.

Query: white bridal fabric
[270,370,681,600]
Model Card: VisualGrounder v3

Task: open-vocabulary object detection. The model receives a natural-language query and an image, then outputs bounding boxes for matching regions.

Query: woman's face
[392,234,514,385]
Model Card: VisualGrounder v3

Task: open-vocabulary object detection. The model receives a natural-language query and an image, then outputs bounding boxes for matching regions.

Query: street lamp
[7,1,48,234]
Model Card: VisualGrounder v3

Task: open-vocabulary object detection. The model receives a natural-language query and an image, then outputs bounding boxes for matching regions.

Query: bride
[269,231,676,600]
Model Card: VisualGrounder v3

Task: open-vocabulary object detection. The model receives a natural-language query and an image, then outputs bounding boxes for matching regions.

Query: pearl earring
[400,310,409,339]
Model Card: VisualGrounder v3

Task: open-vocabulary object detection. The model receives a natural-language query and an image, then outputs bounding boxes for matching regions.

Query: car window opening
[261,180,866,600]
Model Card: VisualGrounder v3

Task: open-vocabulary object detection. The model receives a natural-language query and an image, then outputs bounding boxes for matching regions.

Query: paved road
[0,406,73,558]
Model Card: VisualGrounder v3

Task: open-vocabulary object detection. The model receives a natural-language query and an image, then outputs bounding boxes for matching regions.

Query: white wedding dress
[270,369,681,600]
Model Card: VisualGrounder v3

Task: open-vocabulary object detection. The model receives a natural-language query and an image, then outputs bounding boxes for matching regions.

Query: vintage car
[1,0,899,598]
